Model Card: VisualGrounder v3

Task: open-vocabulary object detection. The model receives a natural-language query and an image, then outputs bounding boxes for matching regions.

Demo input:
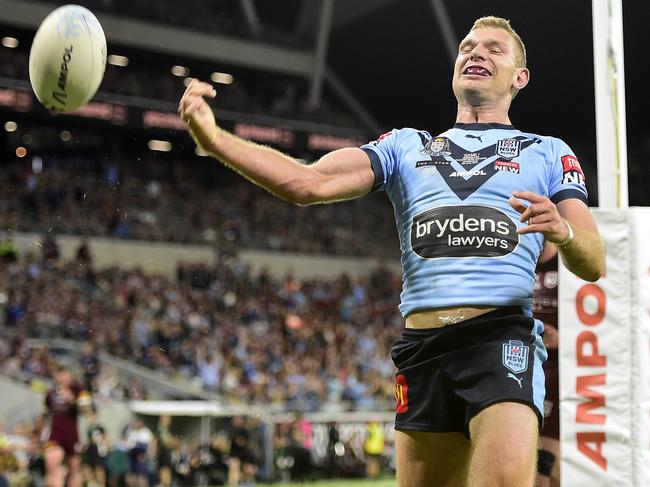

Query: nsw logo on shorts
[502,340,529,374]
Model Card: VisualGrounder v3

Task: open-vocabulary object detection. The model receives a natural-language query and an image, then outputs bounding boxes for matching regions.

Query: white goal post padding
[560,208,650,486]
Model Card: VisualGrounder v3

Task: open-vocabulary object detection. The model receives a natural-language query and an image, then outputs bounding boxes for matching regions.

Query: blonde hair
[471,16,527,68]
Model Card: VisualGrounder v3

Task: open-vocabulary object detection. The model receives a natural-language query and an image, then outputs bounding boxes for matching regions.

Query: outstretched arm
[178,79,375,205]
[509,191,605,282]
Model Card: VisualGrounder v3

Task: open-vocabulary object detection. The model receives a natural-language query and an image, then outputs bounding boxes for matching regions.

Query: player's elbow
[282,172,328,206]
[278,183,320,206]
[589,259,606,282]
[580,250,606,282]
[289,188,322,206]
[582,267,604,282]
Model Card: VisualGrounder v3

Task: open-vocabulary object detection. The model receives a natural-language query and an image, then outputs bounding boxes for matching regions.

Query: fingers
[509,191,546,220]
[517,221,554,235]
[508,196,527,215]
[511,190,545,203]
[178,79,216,119]
[179,98,205,122]
[510,192,563,237]
[183,78,216,98]
[517,222,549,235]
[518,203,549,223]
[509,193,557,223]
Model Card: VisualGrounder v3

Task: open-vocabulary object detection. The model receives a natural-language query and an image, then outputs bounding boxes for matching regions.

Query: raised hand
[178,79,218,153]
[508,191,571,244]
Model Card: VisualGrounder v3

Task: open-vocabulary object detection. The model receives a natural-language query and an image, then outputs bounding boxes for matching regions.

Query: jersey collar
[453,122,515,131]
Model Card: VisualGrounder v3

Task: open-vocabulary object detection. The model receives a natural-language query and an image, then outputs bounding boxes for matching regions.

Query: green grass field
[265,478,396,487]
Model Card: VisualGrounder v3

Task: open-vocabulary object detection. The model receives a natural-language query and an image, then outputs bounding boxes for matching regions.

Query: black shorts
[391,306,547,437]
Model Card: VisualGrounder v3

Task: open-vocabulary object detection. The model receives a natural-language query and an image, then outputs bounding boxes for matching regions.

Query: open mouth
[462,65,492,77]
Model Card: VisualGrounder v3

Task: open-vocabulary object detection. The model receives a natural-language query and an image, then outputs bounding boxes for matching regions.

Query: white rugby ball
[29,4,107,112]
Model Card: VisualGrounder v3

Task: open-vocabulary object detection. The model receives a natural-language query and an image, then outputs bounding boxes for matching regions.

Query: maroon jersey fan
[45,378,91,456]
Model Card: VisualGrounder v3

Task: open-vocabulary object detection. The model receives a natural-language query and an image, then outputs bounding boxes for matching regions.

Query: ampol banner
[629,208,650,486]
[560,209,650,486]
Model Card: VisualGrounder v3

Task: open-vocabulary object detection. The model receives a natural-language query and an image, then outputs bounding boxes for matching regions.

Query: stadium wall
[0,372,133,446]
[0,375,44,425]
[9,232,400,279]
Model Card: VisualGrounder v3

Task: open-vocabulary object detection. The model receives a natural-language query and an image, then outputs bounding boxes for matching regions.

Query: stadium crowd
[0,240,397,485]
[0,240,401,411]
[0,409,388,486]
[0,156,398,257]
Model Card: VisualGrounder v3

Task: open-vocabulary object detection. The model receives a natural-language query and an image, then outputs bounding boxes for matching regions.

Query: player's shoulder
[385,127,431,140]
[518,131,571,149]
[367,127,430,149]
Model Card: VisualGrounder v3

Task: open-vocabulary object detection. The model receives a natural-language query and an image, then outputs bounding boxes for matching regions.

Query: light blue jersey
[361,123,588,317]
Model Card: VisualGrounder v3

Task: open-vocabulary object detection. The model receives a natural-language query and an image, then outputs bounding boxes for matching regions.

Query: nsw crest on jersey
[422,137,451,156]
[502,340,529,374]
[414,134,538,200]
[496,138,521,159]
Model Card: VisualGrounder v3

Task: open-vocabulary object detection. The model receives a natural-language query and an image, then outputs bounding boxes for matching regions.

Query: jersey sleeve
[547,138,588,204]
[360,129,402,192]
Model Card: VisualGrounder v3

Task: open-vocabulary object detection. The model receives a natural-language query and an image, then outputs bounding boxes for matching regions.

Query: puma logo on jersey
[507,373,524,388]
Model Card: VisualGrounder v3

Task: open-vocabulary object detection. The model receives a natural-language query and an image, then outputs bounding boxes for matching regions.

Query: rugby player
[179,16,605,487]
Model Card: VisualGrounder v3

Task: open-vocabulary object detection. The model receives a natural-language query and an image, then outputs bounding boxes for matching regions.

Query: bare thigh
[44,444,65,471]
[396,430,470,487]
[468,402,540,487]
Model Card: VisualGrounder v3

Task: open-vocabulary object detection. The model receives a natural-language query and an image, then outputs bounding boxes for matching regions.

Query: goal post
[591,0,628,208]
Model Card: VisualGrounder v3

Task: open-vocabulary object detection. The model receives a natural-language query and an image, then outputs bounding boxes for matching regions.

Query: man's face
[452,27,526,104]
[55,369,72,387]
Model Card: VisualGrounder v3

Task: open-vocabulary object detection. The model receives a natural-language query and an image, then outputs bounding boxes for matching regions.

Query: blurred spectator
[41,235,60,265]
[123,418,153,487]
[204,433,229,485]
[153,416,173,487]
[364,420,385,479]
[80,343,101,392]
[285,420,312,482]
[326,422,341,478]
[226,416,257,486]
[81,409,109,487]
[43,365,92,487]
[0,239,17,263]
[104,440,130,487]
[0,420,31,487]
[196,347,223,393]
